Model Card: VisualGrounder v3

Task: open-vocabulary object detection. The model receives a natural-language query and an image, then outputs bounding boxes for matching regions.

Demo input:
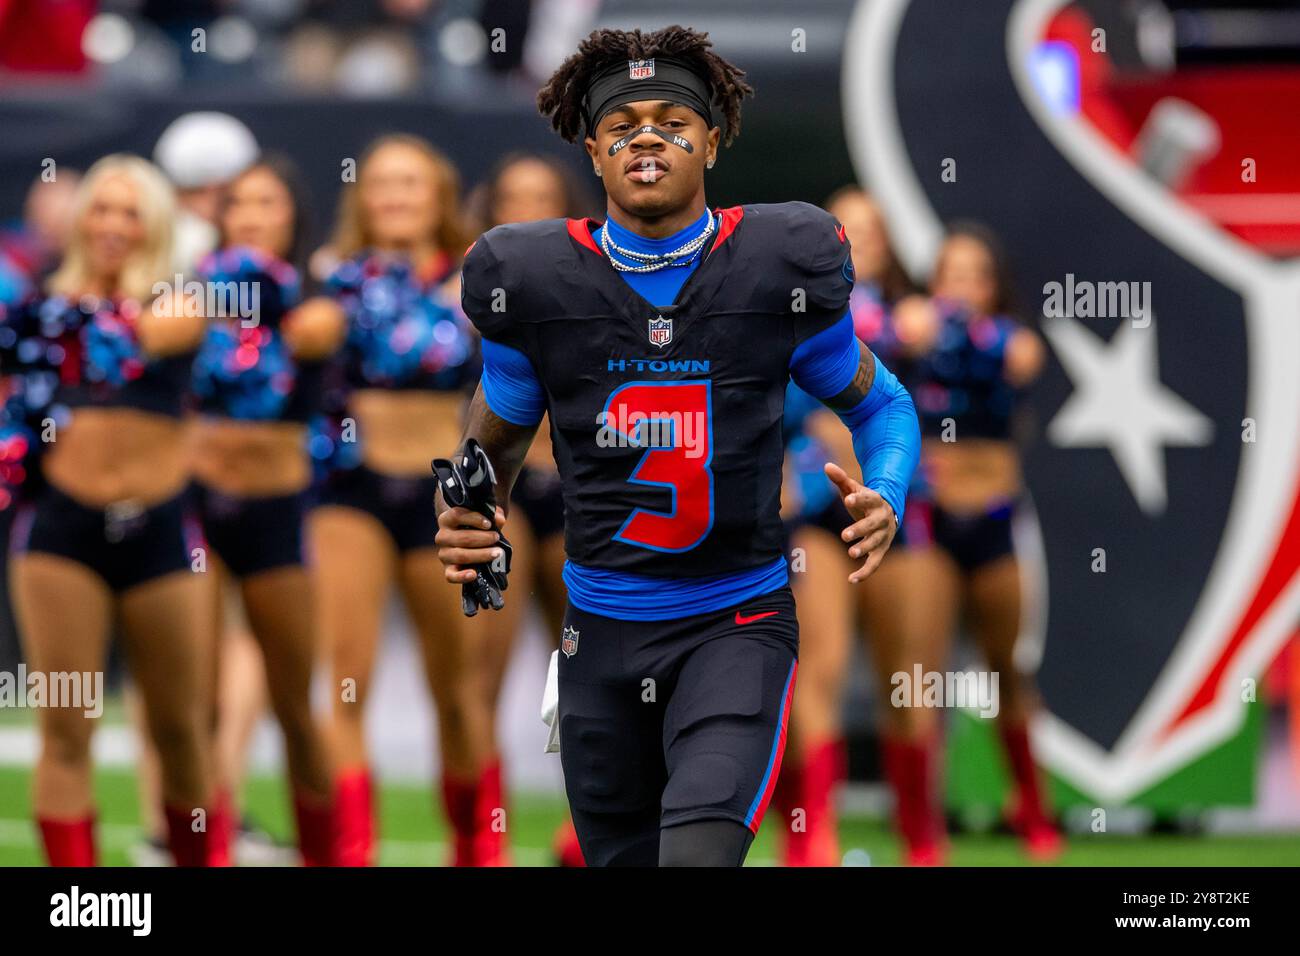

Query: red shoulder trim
[567,217,604,255]
[710,206,745,254]
[836,223,847,243]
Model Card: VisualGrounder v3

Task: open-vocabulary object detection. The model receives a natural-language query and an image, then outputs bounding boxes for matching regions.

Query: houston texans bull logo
[844,0,1300,800]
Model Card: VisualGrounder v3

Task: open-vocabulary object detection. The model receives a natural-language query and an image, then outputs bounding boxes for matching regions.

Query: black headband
[583,57,715,136]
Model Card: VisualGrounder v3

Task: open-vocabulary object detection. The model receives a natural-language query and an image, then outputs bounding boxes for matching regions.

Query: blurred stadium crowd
[0,0,600,92]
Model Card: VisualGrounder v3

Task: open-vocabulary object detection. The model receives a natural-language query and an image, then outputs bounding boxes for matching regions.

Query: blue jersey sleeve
[480,337,546,427]
[789,312,859,399]
[789,311,920,522]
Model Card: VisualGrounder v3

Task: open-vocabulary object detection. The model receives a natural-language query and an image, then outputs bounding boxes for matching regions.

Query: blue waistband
[562,556,789,621]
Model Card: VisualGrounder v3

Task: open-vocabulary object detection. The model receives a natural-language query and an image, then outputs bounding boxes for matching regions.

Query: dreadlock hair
[536,25,754,147]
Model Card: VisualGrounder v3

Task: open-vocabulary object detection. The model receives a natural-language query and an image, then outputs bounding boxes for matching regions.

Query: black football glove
[432,439,513,616]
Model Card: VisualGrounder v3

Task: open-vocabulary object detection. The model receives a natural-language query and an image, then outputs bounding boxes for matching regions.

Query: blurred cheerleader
[776,187,918,866]
[1,156,220,866]
[466,152,593,867]
[186,155,345,865]
[884,222,1057,861]
[312,134,498,865]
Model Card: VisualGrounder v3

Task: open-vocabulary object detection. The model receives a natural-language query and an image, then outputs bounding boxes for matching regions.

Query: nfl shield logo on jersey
[561,626,580,658]
[648,315,672,348]
[628,59,655,80]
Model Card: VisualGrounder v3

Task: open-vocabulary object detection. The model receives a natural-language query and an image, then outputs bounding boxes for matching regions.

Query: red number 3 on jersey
[605,380,714,552]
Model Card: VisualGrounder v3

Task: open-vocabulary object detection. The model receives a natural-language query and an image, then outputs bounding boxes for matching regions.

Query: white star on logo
[1042,315,1213,516]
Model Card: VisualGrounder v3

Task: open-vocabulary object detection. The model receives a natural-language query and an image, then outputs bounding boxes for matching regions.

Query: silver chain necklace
[600,213,717,273]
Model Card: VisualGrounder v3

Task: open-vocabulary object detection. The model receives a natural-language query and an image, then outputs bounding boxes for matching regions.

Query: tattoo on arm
[824,340,877,412]
[440,384,540,515]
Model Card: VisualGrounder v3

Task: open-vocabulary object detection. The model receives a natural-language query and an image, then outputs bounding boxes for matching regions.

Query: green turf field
[2,765,1298,866]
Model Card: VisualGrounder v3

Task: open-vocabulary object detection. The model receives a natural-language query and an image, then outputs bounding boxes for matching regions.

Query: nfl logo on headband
[628,59,655,80]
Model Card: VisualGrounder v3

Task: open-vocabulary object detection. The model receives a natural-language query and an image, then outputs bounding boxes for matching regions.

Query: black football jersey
[461,202,852,579]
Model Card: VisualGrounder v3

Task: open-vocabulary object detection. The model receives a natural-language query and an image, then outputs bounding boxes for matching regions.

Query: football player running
[436,25,920,867]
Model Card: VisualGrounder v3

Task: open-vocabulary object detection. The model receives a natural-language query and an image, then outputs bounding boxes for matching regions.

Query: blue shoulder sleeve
[479,337,545,427]
[789,313,859,399]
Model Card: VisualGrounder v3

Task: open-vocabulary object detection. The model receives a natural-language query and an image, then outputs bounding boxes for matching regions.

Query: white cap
[153,112,259,190]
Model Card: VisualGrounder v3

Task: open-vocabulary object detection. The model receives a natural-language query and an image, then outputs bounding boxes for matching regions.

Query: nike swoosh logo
[735,610,779,626]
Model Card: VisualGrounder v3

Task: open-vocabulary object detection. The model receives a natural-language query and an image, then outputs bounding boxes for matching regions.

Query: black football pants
[557,586,798,867]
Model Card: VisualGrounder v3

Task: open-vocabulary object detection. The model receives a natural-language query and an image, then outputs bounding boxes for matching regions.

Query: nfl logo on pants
[561,626,580,658]
[648,315,672,348]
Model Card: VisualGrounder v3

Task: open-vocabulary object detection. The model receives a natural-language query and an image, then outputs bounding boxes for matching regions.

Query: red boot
[473,759,510,867]
[441,759,510,867]
[38,814,97,867]
[293,789,338,866]
[334,768,376,866]
[163,793,231,867]
[881,733,947,866]
[778,739,845,866]
[1000,721,1063,861]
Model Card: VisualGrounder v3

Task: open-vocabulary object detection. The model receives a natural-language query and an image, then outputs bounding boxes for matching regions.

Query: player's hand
[824,462,897,583]
[434,497,507,585]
